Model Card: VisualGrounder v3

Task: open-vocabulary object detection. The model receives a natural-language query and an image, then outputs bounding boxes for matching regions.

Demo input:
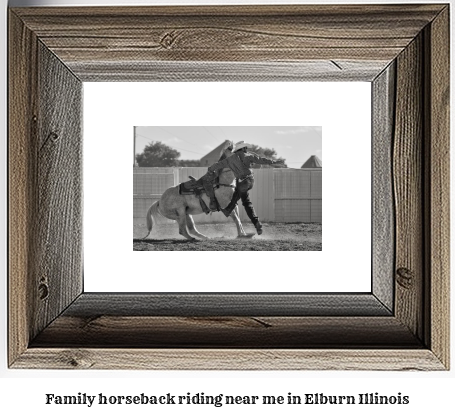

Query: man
[204,141,283,235]
[200,141,234,212]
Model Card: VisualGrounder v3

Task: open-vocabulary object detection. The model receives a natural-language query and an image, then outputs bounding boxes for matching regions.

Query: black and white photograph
[132,126,322,251]
[82,81,370,293]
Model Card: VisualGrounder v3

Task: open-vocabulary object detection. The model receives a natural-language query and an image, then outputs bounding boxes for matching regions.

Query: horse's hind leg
[231,206,255,238]
[229,205,246,236]
[186,214,209,240]
[175,208,196,241]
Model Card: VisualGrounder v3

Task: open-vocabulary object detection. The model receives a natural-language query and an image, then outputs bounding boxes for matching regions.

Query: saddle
[179,176,220,214]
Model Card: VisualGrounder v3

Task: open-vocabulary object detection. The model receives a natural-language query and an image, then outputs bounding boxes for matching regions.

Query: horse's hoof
[237,233,255,239]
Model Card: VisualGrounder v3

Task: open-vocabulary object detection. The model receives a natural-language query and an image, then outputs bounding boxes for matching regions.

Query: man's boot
[240,191,261,234]
[254,220,263,235]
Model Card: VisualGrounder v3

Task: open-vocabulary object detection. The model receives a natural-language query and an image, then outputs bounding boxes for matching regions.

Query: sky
[134,126,322,169]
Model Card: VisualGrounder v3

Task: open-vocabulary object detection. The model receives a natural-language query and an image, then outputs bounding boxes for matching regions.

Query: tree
[249,144,287,168]
[136,141,180,167]
[178,159,201,167]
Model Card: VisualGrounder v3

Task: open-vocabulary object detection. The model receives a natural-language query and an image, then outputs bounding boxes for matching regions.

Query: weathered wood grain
[31,315,420,349]
[393,34,424,340]
[14,349,445,371]
[8,12,84,366]
[11,5,444,81]
[8,11,39,366]
[62,293,391,317]
[423,7,450,369]
[69,60,388,82]
[8,4,450,370]
[372,63,395,312]
[32,42,83,338]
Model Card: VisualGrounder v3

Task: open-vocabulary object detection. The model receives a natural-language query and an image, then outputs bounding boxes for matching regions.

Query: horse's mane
[215,140,235,180]
[218,140,234,161]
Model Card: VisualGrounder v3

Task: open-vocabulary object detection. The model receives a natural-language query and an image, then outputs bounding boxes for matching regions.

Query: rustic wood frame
[8,4,449,370]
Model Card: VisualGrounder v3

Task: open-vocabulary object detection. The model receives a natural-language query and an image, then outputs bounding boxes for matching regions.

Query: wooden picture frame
[8,4,449,370]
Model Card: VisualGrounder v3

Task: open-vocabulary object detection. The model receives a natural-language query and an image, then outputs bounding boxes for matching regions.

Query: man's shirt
[208,151,276,179]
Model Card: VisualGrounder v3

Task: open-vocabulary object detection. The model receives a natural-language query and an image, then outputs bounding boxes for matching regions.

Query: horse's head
[218,140,234,161]
[215,140,236,184]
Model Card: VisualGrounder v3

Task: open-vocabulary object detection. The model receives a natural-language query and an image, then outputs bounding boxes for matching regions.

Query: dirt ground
[133,222,321,251]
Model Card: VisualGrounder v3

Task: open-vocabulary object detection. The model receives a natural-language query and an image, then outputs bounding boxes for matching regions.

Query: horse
[143,142,254,241]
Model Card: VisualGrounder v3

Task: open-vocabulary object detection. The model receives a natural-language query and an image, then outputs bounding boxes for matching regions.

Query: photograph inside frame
[133,126,322,252]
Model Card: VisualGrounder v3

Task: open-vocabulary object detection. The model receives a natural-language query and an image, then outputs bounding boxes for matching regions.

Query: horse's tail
[143,201,160,240]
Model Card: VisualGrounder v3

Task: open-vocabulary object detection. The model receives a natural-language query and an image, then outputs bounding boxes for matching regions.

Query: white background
[1,1,454,414]
[84,82,371,292]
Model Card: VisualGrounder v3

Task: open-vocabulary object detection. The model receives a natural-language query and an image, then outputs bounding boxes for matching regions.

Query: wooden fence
[133,167,321,224]
[274,168,322,222]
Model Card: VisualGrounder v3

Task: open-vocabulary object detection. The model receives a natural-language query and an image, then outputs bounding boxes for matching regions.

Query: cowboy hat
[234,141,252,151]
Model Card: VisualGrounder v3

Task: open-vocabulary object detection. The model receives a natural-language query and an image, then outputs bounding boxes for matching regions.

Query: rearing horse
[143,142,253,241]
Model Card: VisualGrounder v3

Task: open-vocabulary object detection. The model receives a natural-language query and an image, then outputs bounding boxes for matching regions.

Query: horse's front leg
[186,214,209,240]
[230,206,255,238]
[175,208,196,241]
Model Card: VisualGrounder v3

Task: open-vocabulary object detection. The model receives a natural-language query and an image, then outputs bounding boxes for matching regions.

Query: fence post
[173,167,180,186]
